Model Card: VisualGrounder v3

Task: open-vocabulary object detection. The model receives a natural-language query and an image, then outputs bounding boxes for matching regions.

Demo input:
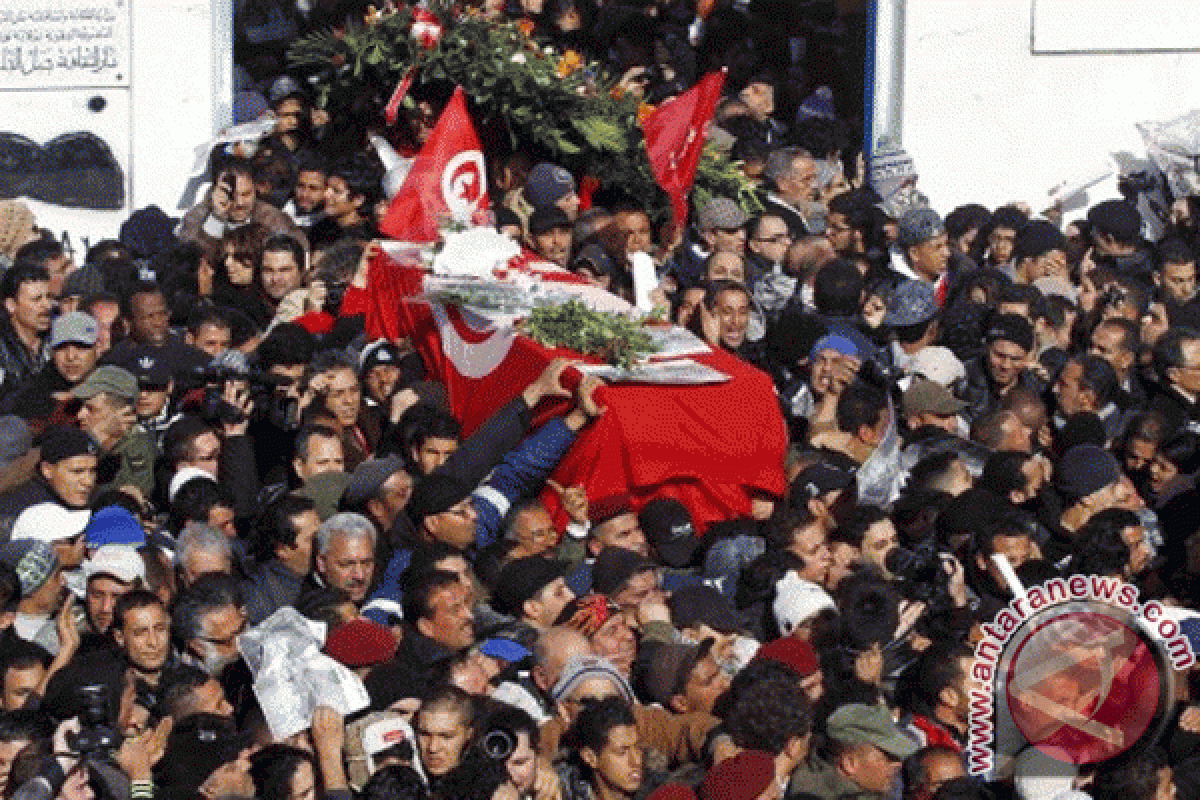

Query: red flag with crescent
[641,69,726,227]
[381,87,489,243]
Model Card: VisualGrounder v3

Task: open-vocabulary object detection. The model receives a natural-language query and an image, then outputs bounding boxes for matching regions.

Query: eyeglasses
[753,233,792,243]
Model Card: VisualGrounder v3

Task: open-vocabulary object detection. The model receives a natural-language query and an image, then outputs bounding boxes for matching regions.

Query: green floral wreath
[287,4,760,227]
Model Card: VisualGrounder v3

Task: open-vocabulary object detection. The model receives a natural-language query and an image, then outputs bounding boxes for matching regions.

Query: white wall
[2,0,230,245]
[884,0,1200,218]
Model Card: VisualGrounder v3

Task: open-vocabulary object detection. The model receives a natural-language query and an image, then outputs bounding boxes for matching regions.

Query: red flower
[411,8,443,48]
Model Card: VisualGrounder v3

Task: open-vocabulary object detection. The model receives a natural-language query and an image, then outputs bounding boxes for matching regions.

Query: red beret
[324,618,398,668]
[754,637,819,677]
[700,750,776,800]
[648,785,699,800]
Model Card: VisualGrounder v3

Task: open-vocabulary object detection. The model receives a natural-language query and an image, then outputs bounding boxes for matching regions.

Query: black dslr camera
[66,685,121,759]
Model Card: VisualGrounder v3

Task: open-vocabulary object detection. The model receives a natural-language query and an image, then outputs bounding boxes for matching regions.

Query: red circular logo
[1000,606,1167,766]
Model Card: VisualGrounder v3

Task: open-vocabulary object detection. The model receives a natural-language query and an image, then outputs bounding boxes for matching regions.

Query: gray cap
[897,207,945,248]
[827,703,919,759]
[344,456,409,507]
[71,366,138,401]
[697,197,748,231]
[883,280,937,327]
[0,415,31,467]
[49,312,99,349]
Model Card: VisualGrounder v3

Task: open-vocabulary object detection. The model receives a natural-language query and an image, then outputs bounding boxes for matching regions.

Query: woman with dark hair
[1147,431,1200,507]
[212,223,273,328]
[250,744,318,800]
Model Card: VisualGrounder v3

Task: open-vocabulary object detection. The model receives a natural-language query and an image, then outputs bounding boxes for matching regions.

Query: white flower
[511,53,526,63]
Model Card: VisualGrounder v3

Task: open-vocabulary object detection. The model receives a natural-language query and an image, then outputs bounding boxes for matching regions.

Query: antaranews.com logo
[967,574,1195,777]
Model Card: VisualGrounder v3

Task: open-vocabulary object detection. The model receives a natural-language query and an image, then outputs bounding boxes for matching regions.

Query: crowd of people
[0,0,1198,800]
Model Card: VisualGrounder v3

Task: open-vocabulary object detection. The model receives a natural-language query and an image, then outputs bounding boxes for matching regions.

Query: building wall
[888,0,1200,216]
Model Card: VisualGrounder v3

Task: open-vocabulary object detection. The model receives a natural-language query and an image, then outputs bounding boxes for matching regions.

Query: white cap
[11,502,90,543]
[908,345,966,388]
[82,545,145,586]
[360,714,421,776]
[1013,747,1078,800]
[168,466,216,502]
[773,570,836,636]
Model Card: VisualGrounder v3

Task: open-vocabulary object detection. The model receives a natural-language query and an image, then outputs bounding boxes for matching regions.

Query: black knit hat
[406,473,468,527]
[490,556,570,617]
[984,312,1034,353]
[38,426,98,465]
[1054,444,1121,502]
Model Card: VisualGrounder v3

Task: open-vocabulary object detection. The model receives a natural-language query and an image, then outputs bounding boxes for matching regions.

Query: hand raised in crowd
[390,387,421,423]
[115,717,173,782]
[861,294,887,329]
[522,357,577,408]
[311,706,349,791]
[531,762,564,800]
[853,642,884,688]
[221,379,255,436]
[307,279,329,312]
[352,240,383,288]
[1142,301,1169,347]
[311,705,346,754]
[209,173,237,221]
[547,479,589,526]
[575,374,606,418]
[54,594,81,664]
[894,599,927,642]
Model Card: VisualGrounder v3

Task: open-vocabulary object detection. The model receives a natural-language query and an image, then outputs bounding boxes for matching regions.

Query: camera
[181,364,301,431]
[482,728,515,761]
[885,541,952,608]
[66,685,121,758]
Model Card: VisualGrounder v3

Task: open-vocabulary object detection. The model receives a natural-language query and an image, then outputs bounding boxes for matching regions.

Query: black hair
[256,323,316,368]
[1073,509,1140,577]
[0,562,19,614]
[1156,236,1195,269]
[401,568,462,625]
[980,451,1032,497]
[1091,748,1167,800]
[1071,353,1119,407]
[903,642,973,718]
[1152,326,1200,382]
[813,260,864,317]
[261,234,306,268]
[0,264,49,301]
[331,153,384,210]
[12,239,64,270]
[907,451,965,494]
[0,709,54,743]
[254,494,317,562]
[1156,431,1200,474]
[836,382,887,437]
[830,504,889,549]
[361,766,429,800]
[170,479,235,536]
[113,588,167,632]
[156,664,213,719]
[250,745,317,800]
[566,696,636,756]
[724,675,811,754]
[944,204,991,241]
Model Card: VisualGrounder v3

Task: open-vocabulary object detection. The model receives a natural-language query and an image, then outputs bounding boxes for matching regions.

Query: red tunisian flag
[381,87,489,242]
[641,68,726,227]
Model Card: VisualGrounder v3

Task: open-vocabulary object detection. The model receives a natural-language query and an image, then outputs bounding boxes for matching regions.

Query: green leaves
[288,12,753,225]
[524,299,657,370]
